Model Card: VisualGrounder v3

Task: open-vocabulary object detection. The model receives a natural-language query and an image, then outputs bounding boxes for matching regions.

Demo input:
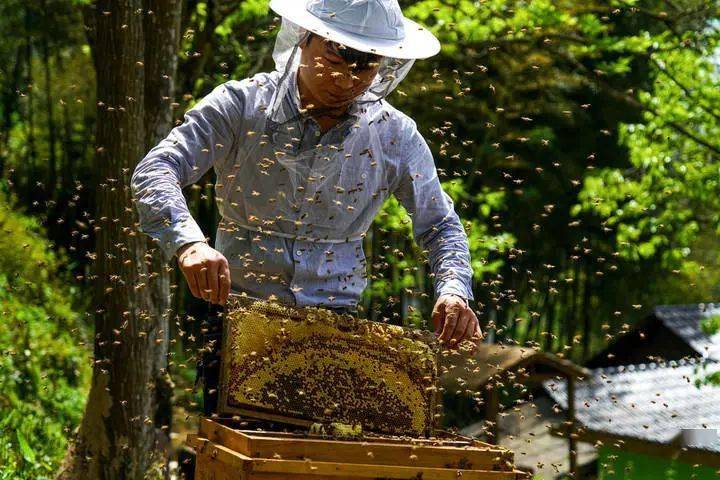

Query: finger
[208,261,220,304]
[219,262,231,305]
[470,323,482,355]
[180,263,201,299]
[194,271,207,300]
[460,312,476,345]
[197,264,210,301]
[440,303,460,343]
[449,308,470,347]
[431,301,444,335]
[472,322,482,342]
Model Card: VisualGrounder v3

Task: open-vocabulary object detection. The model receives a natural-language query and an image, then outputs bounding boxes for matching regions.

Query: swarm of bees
[9,2,719,479]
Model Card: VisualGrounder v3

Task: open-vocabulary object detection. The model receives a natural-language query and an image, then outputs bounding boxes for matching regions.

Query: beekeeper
[131,0,481,349]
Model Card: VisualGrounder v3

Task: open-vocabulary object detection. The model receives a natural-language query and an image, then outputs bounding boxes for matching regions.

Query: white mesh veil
[271,16,415,110]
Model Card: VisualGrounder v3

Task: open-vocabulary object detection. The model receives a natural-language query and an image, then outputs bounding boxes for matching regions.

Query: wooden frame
[217,297,441,437]
[188,418,532,479]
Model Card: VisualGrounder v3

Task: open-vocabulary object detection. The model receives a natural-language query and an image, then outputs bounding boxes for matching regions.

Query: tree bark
[144,0,182,149]
[143,0,183,446]
[58,1,182,478]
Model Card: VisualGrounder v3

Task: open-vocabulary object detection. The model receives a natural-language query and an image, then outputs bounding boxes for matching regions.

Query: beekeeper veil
[268,0,441,111]
[271,19,412,109]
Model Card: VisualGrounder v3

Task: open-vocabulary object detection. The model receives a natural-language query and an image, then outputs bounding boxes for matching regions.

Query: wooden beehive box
[187,418,531,479]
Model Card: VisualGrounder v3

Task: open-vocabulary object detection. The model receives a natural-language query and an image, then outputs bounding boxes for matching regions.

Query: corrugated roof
[543,358,720,453]
[653,303,720,362]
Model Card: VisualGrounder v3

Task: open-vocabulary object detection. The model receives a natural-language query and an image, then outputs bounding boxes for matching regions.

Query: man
[131,0,481,414]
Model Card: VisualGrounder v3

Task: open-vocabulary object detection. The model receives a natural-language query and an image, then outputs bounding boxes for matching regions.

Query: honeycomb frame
[217,296,440,437]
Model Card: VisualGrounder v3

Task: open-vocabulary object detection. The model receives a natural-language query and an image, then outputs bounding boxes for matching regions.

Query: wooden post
[567,376,577,477]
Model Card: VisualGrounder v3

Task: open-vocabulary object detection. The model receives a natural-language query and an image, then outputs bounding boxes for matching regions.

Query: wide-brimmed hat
[268,0,441,60]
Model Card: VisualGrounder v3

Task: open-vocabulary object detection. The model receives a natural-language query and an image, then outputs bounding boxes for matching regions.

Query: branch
[594,79,720,157]
[650,56,720,124]
[554,48,720,157]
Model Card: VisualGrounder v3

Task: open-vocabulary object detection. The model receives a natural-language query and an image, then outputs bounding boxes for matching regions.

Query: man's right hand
[177,241,231,305]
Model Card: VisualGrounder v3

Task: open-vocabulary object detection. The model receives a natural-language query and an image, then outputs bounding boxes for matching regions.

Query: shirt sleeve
[130,81,245,262]
[392,121,475,303]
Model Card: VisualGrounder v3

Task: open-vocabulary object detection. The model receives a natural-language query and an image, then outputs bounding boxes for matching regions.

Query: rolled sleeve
[392,121,475,303]
[131,81,246,262]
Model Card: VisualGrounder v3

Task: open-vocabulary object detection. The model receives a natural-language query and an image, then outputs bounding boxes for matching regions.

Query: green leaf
[15,430,35,463]
[701,315,720,336]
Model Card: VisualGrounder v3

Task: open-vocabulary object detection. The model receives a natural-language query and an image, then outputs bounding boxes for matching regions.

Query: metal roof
[543,358,720,453]
[652,303,720,362]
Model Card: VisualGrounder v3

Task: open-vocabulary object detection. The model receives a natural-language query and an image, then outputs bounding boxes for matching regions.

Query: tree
[58,1,182,478]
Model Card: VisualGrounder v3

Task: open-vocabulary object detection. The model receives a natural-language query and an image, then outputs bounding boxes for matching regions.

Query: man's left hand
[432,294,482,352]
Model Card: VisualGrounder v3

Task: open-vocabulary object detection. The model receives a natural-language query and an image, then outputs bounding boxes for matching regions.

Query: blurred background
[1,0,719,479]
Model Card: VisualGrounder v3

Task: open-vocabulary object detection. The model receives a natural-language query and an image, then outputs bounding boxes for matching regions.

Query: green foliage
[364,180,513,324]
[0,189,89,479]
[179,0,275,94]
[701,314,720,336]
[392,0,720,355]
[597,445,720,480]
[576,38,720,269]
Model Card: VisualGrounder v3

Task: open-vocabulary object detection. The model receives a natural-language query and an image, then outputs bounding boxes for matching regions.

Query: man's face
[298,33,382,109]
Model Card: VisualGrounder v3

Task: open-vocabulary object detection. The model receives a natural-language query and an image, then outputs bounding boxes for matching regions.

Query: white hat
[268,0,441,60]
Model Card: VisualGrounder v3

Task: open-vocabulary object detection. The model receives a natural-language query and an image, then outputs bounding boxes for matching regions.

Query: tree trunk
[533,280,550,341]
[180,0,216,94]
[144,0,182,149]
[58,1,182,478]
[143,0,183,444]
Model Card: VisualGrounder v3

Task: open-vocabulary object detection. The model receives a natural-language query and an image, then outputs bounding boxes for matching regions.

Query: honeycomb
[218,296,440,437]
